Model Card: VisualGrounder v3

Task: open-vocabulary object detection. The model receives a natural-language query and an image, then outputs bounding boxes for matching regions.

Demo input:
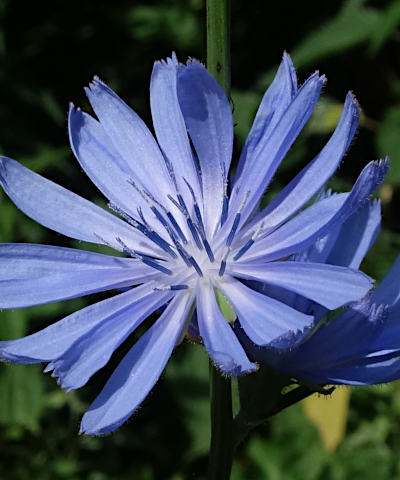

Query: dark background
[1,0,400,478]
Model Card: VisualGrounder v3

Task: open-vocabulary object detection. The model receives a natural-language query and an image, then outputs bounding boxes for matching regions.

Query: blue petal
[68,106,159,226]
[231,71,325,226]
[0,157,161,257]
[326,199,381,268]
[217,277,313,348]
[229,261,373,309]
[48,290,173,390]
[80,291,194,435]
[326,358,400,386]
[177,60,233,236]
[240,301,389,385]
[196,281,257,375]
[0,243,156,308]
[150,55,202,208]
[235,52,297,181]
[373,254,400,306]
[248,92,359,232]
[84,77,174,201]
[0,284,161,364]
[241,159,388,262]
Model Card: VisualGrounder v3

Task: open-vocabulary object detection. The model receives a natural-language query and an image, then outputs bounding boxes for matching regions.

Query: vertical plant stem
[208,363,234,480]
[207,0,231,94]
[207,2,232,478]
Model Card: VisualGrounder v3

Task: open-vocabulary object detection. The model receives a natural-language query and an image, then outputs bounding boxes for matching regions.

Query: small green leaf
[215,288,236,322]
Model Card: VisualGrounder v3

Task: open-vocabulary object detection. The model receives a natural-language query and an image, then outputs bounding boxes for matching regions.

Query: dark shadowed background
[1,0,400,478]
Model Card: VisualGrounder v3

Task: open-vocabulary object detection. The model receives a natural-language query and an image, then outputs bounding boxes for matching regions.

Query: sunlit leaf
[303,387,351,451]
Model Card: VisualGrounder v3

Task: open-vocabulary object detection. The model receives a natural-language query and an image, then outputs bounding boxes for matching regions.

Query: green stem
[206,2,232,478]
[207,0,231,93]
[208,362,234,480]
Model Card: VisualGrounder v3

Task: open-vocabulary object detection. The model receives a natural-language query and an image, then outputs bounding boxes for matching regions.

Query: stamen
[166,211,188,244]
[226,214,241,247]
[169,193,204,251]
[171,284,189,290]
[187,218,203,250]
[164,156,179,190]
[109,203,177,259]
[155,284,189,291]
[108,202,139,227]
[220,195,229,227]
[220,161,229,227]
[203,238,215,262]
[218,261,227,277]
[116,237,172,275]
[175,242,192,267]
[177,193,189,215]
[225,190,250,247]
[188,256,203,277]
[150,205,169,228]
[138,256,173,275]
[233,221,264,261]
[183,177,205,236]
[128,178,187,245]
[168,194,187,216]
[218,248,230,277]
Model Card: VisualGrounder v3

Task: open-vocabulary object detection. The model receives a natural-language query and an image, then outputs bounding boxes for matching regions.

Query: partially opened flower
[238,194,400,386]
[0,53,385,434]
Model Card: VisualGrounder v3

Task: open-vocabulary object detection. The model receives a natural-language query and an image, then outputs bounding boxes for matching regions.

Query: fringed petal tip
[210,350,259,377]
[234,316,316,353]
[153,53,179,69]
[79,416,128,436]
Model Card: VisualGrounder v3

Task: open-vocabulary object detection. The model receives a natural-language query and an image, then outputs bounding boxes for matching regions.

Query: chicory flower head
[239,194,400,386]
[0,53,387,434]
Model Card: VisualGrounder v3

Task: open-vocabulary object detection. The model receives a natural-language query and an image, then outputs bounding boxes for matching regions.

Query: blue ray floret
[237,196,400,386]
[0,52,386,435]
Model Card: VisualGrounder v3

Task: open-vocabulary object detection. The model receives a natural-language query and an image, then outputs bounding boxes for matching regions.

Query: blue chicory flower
[238,193,400,386]
[0,53,387,434]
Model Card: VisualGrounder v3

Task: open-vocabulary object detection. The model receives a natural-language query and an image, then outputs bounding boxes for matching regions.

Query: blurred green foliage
[1,0,400,478]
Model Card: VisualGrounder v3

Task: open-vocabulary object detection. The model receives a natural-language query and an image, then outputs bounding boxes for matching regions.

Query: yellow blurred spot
[303,387,351,451]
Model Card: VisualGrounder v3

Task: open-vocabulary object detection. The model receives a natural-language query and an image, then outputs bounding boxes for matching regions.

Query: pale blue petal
[85,77,173,200]
[326,199,381,268]
[235,52,297,181]
[239,301,389,385]
[177,60,233,236]
[0,243,155,308]
[68,105,157,224]
[248,92,359,231]
[0,157,161,257]
[80,291,193,435]
[48,290,173,390]
[231,72,325,225]
[150,55,202,208]
[0,284,159,363]
[217,277,313,348]
[373,254,400,306]
[241,159,388,262]
[229,262,373,309]
[196,282,257,375]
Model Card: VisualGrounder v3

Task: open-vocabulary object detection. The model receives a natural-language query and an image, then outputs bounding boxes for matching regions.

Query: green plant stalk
[208,364,234,480]
[207,2,233,477]
[207,0,231,94]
